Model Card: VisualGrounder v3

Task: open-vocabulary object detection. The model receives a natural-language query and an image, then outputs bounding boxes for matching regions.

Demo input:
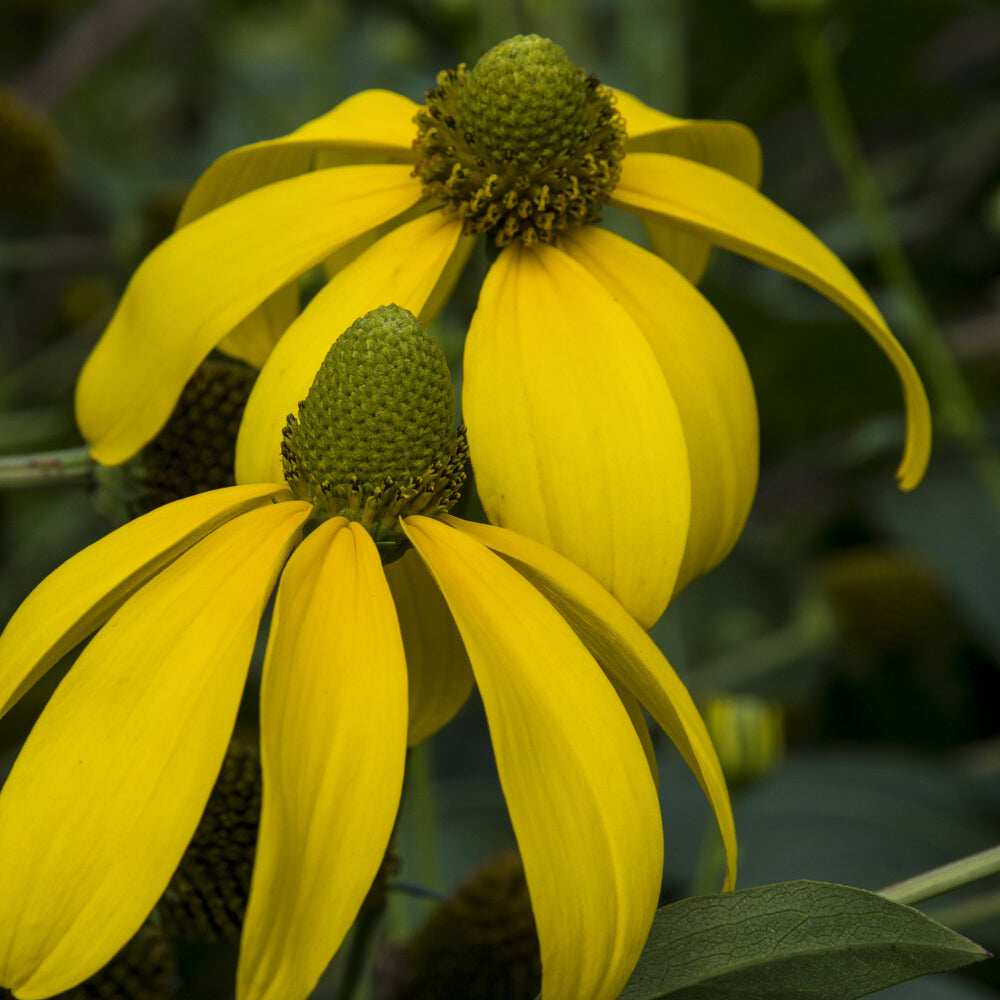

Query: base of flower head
[286,430,468,563]
[412,49,625,248]
[390,852,541,1000]
[159,741,261,942]
[71,924,180,1000]
[137,358,256,512]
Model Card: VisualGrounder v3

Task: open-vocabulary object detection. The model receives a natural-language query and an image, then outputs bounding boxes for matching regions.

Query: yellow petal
[562,226,758,595]
[0,483,290,719]
[76,165,424,467]
[614,89,762,282]
[613,152,931,489]
[177,90,421,228]
[444,514,736,892]
[463,241,691,629]
[384,549,474,746]
[236,210,470,484]
[404,515,662,1000]
[238,519,407,1000]
[178,90,422,365]
[0,500,311,998]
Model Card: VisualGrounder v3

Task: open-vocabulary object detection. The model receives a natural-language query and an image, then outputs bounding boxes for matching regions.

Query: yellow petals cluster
[73,35,929,632]
[0,309,733,1000]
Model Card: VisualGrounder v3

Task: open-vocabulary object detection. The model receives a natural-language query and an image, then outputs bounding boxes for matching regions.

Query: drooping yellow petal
[76,165,424,467]
[384,549,474,745]
[463,240,691,629]
[0,500,311,999]
[613,152,932,489]
[614,89,762,282]
[177,90,421,228]
[0,483,290,719]
[562,226,758,595]
[238,519,407,1000]
[236,210,470,484]
[444,514,736,892]
[404,515,662,1000]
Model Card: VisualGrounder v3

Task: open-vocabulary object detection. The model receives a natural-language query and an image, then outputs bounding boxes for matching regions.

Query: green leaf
[619,880,989,999]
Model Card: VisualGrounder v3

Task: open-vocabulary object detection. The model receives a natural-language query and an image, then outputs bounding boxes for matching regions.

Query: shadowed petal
[611,677,658,784]
[76,165,424,467]
[614,89,762,282]
[237,519,407,1000]
[562,226,758,595]
[612,152,931,489]
[463,241,691,629]
[0,500,311,999]
[236,210,470,484]
[617,89,762,180]
[384,549,474,746]
[443,514,736,891]
[404,515,662,1000]
[0,483,290,719]
[217,280,300,370]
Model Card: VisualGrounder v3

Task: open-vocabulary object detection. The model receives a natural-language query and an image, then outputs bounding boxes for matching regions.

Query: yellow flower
[74,34,930,628]
[0,306,733,1000]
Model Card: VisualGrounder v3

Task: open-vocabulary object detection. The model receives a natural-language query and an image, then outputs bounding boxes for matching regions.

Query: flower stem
[337,897,383,1000]
[796,20,1000,506]
[879,844,1000,906]
[0,446,94,489]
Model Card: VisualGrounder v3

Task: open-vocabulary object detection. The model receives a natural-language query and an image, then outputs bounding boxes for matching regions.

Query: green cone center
[413,34,626,248]
[281,304,467,561]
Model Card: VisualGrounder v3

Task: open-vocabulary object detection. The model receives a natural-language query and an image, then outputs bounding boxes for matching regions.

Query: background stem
[880,845,1000,906]
[796,19,1000,505]
[0,446,94,489]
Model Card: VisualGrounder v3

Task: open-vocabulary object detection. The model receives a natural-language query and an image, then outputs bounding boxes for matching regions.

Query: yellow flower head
[0,306,733,1000]
[74,34,931,628]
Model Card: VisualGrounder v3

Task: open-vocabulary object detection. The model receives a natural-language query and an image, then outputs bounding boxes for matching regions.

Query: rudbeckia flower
[0,306,734,1000]
[75,34,931,628]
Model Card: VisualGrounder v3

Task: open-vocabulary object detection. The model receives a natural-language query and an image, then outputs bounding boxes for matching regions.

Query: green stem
[0,446,94,489]
[384,745,441,942]
[337,748,439,999]
[409,742,443,898]
[796,21,1000,506]
[336,897,384,1000]
[879,844,1000,906]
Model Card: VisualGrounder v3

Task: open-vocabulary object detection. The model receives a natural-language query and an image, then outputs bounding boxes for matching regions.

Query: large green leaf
[618,880,988,999]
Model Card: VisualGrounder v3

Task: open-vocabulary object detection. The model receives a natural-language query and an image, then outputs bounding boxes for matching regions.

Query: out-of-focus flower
[386,853,541,1000]
[702,694,785,789]
[0,88,59,212]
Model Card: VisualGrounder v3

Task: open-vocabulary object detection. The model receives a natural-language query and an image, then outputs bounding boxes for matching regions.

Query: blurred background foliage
[1,0,999,997]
